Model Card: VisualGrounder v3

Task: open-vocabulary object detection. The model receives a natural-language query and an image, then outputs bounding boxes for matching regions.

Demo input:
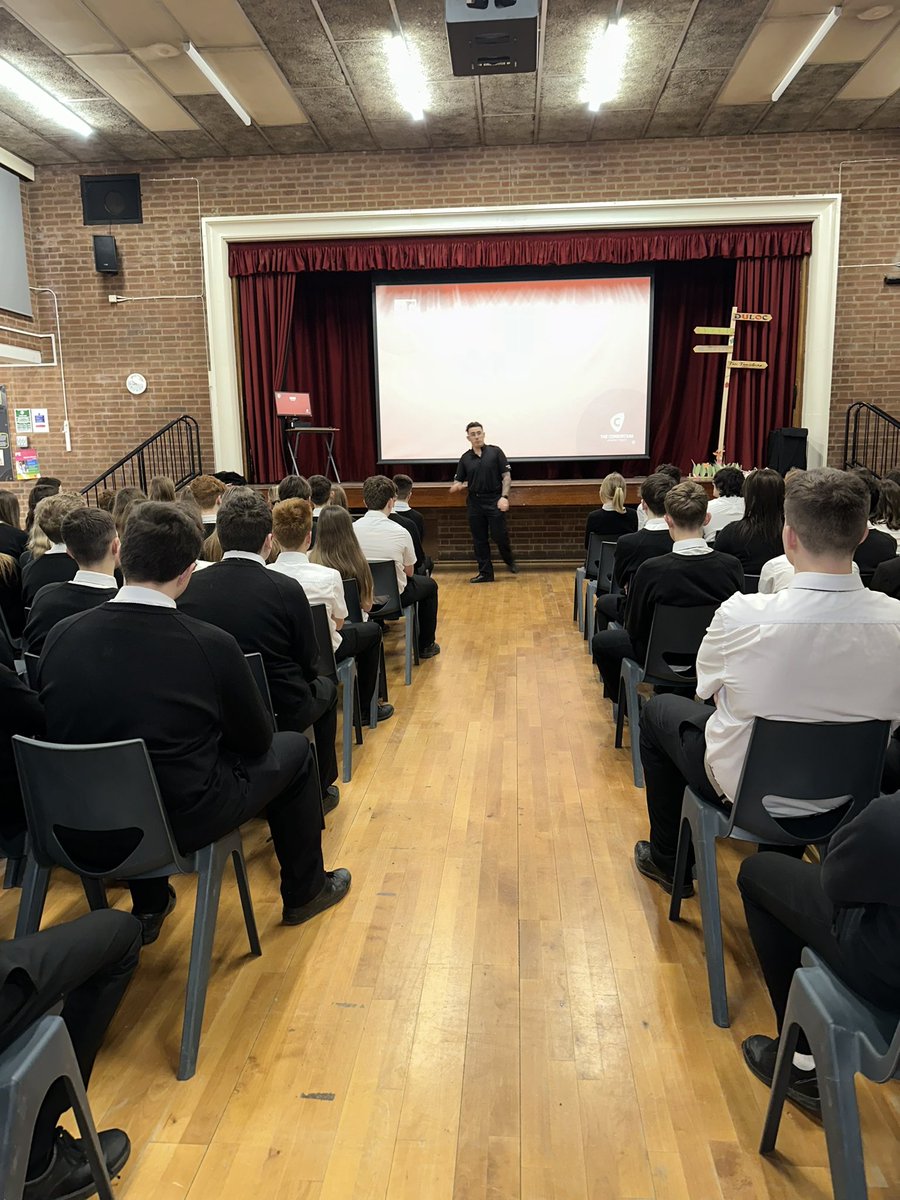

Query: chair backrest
[309,603,338,681]
[244,652,275,721]
[642,603,719,688]
[742,574,761,594]
[368,560,402,620]
[12,735,185,877]
[23,652,39,690]
[342,577,364,623]
[585,533,617,591]
[729,718,891,845]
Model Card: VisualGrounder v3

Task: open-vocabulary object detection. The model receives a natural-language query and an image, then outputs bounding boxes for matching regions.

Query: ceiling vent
[445,0,539,76]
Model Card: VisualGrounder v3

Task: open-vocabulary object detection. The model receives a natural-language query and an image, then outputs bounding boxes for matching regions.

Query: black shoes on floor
[322,785,340,815]
[282,868,351,926]
[24,1127,130,1200]
[470,574,493,584]
[742,1034,821,1115]
[419,643,441,659]
[376,703,395,722]
[633,841,694,899]
[134,884,177,946]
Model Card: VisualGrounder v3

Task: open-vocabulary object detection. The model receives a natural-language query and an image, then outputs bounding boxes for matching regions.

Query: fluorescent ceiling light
[183,42,251,126]
[0,58,92,137]
[772,6,842,102]
[581,19,630,112]
[385,35,429,121]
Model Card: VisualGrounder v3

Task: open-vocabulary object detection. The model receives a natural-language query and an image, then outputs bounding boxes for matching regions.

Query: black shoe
[469,574,494,584]
[282,868,351,926]
[742,1035,821,1115]
[133,884,176,946]
[633,841,694,899]
[376,703,395,722]
[419,642,441,659]
[323,785,340,815]
[25,1127,131,1200]
[507,561,519,574]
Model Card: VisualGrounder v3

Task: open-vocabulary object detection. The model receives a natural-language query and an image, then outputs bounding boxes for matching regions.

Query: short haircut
[466,421,483,433]
[278,474,312,502]
[148,475,176,502]
[363,474,396,511]
[61,507,116,566]
[850,466,880,516]
[784,468,869,557]
[33,491,85,543]
[664,480,708,529]
[654,463,682,483]
[393,474,413,500]
[640,472,675,517]
[120,501,202,584]
[308,475,333,505]
[189,474,226,510]
[784,467,805,485]
[272,498,313,550]
[215,486,272,552]
[96,489,116,512]
[713,467,744,498]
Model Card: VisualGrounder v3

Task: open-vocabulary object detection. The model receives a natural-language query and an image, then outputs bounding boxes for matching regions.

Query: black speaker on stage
[445,0,539,75]
[767,427,808,475]
[80,174,142,226]
[92,235,119,274]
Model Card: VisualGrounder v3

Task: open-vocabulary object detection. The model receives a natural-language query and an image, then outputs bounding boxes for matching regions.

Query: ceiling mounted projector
[445,0,539,76]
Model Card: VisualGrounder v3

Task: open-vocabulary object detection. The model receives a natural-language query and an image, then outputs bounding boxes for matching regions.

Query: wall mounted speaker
[92,234,119,274]
[80,174,142,226]
[445,0,539,75]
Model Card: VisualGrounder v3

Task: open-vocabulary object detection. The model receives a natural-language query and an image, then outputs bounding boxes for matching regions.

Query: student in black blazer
[0,663,44,846]
[21,492,85,607]
[179,488,340,807]
[39,502,349,936]
[592,481,744,699]
[583,472,638,550]
[871,553,900,600]
[595,473,676,632]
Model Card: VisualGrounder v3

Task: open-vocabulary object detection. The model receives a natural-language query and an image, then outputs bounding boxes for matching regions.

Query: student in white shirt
[269,499,392,721]
[703,466,745,542]
[353,476,440,659]
[634,467,900,899]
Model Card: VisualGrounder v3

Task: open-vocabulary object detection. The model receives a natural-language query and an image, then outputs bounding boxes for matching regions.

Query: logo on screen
[610,412,625,433]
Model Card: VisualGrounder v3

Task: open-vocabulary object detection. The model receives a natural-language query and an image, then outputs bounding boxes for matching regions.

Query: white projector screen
[374,272,653,462]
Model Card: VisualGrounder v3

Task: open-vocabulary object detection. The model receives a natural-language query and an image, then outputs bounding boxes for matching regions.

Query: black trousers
[279,676,338,793]
[130,731,326,914]
[400,574,439,650]
[883,728,900,793]
[467,497,513,578]
[594,592,624,634]
[592,628,636,700]
[738,854,900,1052]
[0,909,141,1175]
[336,620,383,709]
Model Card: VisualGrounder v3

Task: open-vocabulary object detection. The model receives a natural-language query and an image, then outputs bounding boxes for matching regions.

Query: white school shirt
[111,585,175,608]
[759,554,860,593]
[268,551,347,651]
[704,496,745,542]
[672,538,712,557]
[353,510,415,595]
[696,573,900,814]
[70,569,117,589]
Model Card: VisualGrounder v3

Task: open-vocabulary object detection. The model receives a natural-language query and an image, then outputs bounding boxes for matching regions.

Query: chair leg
[404,611,414,686]
[178,844,226,1080]
[814,1029,869,1200]
[574,567,586,629]
[230,846,262,958]
[584,582,597,647]
[760,1019,802,1154]
[82,877,109,912]
[341,672,353,784]
[15,858,49,938]
[620,664,644,788]
[3,855,25,889]
[668,815,693,922]
[352,672,363,746]
[64,1066,116,1200]
[693,828,729,1028]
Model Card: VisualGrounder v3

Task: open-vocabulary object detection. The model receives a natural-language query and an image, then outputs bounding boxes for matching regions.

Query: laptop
[275,391,312,422]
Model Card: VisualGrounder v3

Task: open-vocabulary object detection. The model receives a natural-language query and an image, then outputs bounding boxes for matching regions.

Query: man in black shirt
[24,507,119,654]
[450,421,517,583]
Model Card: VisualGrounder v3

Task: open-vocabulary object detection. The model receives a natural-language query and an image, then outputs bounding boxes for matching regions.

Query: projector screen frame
[371,263,656,465]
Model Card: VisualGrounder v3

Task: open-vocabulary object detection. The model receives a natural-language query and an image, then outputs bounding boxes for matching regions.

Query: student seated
[277,474,312,503]
[309,475,333,519]
[187,474,226,530]
[870,478,900,550]
[637,463,681,528]
[24,477,61,536]
[871,552,900,600]
[703,466,745,542]
[38,502,349,938]
[0,490,27,559]
[634,468,900,898]
[0,663,44,845]
[0,553,23,647]
[21,492,85,607]
[353,475,440,659]
[712,468,784,573]
[850,467,897,575]
[23,507,119,654]
[594,472,676,632]
[269,499,392,722]
[583,472,637,550]
[392,474,426,542]
[591,480,743,701]
[179,488,341,810]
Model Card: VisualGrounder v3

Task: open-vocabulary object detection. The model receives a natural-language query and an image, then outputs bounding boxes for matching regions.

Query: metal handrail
[843,402,900,476]
[80,415,203,504]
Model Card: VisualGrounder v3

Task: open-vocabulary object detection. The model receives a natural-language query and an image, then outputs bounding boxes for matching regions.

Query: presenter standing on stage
[450,421,518,583]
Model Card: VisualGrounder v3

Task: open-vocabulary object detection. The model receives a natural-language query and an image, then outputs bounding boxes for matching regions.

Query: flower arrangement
[691,461,742,478]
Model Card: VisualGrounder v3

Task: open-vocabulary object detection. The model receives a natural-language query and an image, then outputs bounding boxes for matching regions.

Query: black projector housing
[445,0,539,76]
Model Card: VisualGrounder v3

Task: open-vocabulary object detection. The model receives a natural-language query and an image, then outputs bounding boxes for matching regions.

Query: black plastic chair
[309,603,362,784]
[368,560,418,686]
[12,735,261,1080]
[742,573,761,594]
[761,947,900,1200]
[343,577,383,726]
[582,538,618,647]
[668,718,889,1028]
[22,652,39,690]
[614,604,719,787]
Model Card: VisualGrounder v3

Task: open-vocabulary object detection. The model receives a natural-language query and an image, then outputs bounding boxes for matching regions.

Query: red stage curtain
[726,255,805,468]
[229,224,811,277]
[236,273,296,482]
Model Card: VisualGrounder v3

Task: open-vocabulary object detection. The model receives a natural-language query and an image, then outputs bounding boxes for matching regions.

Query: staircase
[843,402,900,476]
[81,415,203,504]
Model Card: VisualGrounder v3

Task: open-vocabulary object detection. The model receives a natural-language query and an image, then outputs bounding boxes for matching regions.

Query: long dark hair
[741,468,784,544]
[0,491,20,529]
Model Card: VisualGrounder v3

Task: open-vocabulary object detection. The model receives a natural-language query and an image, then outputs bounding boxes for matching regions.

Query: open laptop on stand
[274,391,341,481]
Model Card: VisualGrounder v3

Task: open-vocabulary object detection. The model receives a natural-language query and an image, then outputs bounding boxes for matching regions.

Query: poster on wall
[14,408,32,434]
[14,447,40,480]
[0,385,11,482]
[32,407,49,433]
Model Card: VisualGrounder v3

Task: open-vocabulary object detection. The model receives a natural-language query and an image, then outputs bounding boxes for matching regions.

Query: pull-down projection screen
[374,271,653,462]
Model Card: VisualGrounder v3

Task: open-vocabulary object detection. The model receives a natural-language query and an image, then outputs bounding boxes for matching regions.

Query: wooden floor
[4,566,899,1199]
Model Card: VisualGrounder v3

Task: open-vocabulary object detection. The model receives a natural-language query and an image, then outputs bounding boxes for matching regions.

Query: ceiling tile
[718,17,831,104]
[70,53,199,131]
[2,0,119,55]
[174,93,273,152]
[610,18,683,109]
[655,69,730,111]
[427,114,480,146]
[337,41,408,121]
[160,0,260,49]
[675,0,770,70]
[427,78,476,119]
[393,0,454,80]
[623,0,697,22]
[811,10,900,63]
[81,0,187,53]
[755,60,859,128]
[367,119,430,150]
[0,11,107,100]
[809,97,885,127]
[766,0,835,14]
[292,85,375,150]
[479,74,537,115]
[157,128,227,156]
[589,108,649,140]
[538,111,592,143]
[839,27,900,99]
[102,130,177,159]
[541,7,606,78]
[483,113,534,145]
[201,48,307,124]
[645,109,709,137]
[539,75,584,111]
[702,102,768,134]
[0,112,75,163]
[238,0,347,88]
[317,0,395,43]
[255,123,323,153]
[134,48,217,95]
[864,89,900,127]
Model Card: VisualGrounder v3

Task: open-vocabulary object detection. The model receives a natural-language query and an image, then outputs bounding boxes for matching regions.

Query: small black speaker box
[445,0,539,75]
[767,427,808,475]
[81,174,142,226]
[92,235,119,274]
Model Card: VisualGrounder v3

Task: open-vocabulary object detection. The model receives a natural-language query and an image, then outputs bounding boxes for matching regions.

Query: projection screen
[373,272,653,462]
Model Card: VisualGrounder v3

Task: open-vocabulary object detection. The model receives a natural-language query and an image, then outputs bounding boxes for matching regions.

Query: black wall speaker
[767,427,808,475]
[81,174,142,226]
[445,0,539,76]
[92,235,119,274]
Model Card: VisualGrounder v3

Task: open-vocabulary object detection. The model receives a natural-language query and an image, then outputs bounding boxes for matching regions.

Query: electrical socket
[108,294,120,303]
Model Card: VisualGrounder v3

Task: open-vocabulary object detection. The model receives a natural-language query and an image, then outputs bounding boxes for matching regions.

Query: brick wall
[1,129,898,503]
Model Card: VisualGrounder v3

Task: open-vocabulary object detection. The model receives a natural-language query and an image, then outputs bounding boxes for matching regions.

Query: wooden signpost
[693,306,772,462]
